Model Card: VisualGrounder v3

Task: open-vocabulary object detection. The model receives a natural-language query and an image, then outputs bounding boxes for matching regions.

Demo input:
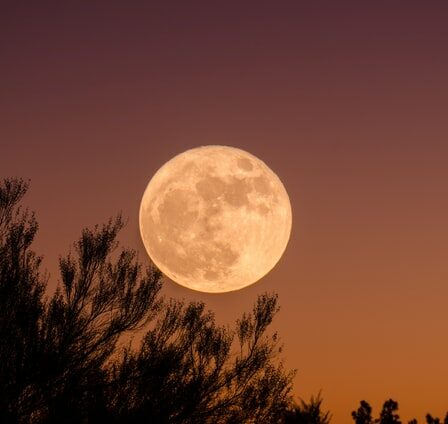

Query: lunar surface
[139,145,292,293]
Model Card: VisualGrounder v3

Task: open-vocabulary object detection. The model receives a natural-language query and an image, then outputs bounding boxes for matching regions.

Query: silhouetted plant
[378,399,401,424]
[0,178,45,422]
[0,178,295,423]
[5,177,447,423]
[108,292,295,423]
[426,413,448,424]
[352,400,448,424]
[37,215,163,422]
[352,400,374,424]
[282,392,331,424]
[352,399,401,424]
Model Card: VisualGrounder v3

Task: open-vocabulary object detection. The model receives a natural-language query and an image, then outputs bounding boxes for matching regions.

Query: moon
[139,145,292,293]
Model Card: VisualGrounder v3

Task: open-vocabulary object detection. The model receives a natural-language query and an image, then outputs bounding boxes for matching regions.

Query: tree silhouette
[108,293,294,423]
[282,392,331,424]
[0,178,295,423]
[426,413,448,424]
[352,399,401,424]
[37,214,163,422]
[378,399,401,424]
[352,400,374,424]
[4,178,448,423]
[0,178,45,422]
[352,400,448,424]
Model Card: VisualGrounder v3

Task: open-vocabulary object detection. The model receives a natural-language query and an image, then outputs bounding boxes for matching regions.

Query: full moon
[139,146,292,293]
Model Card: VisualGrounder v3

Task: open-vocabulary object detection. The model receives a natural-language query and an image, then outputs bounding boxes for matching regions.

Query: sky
[1,1,448,421]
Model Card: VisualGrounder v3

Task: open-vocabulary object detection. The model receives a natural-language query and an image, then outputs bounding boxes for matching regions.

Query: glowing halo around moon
[139,145,292,293]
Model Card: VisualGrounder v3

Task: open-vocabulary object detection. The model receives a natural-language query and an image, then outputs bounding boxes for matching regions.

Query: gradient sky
[2,2,448,422]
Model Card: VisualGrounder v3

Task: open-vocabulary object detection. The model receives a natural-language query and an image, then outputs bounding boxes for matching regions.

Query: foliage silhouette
[0,178,45,422]
[3,178,447,423]
[425,413,448,424]
[352,400,448,424]
[378,399,401,424]
[282,392,331,424]
[0,178,295,423]
[352,400,374,424]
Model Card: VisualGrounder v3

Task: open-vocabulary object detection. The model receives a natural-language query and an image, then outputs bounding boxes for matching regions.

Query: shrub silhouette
[0,178,46,422]
[352,400,448,424]
[378,399,401,424]
[425,413,448,424]
[0,178,295,423]
[282,392,331,424]
[352,400,374,424]
[3,178,447,423]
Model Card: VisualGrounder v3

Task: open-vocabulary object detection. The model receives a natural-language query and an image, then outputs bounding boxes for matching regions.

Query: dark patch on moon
[223,177,252,207]
[196,176,226,200]
[157,189,198,233]
[237,157,253,171]
[252,175,270,194]
[257,204,270,215]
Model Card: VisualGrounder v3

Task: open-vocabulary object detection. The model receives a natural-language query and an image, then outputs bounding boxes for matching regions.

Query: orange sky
[2,2,448,421]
